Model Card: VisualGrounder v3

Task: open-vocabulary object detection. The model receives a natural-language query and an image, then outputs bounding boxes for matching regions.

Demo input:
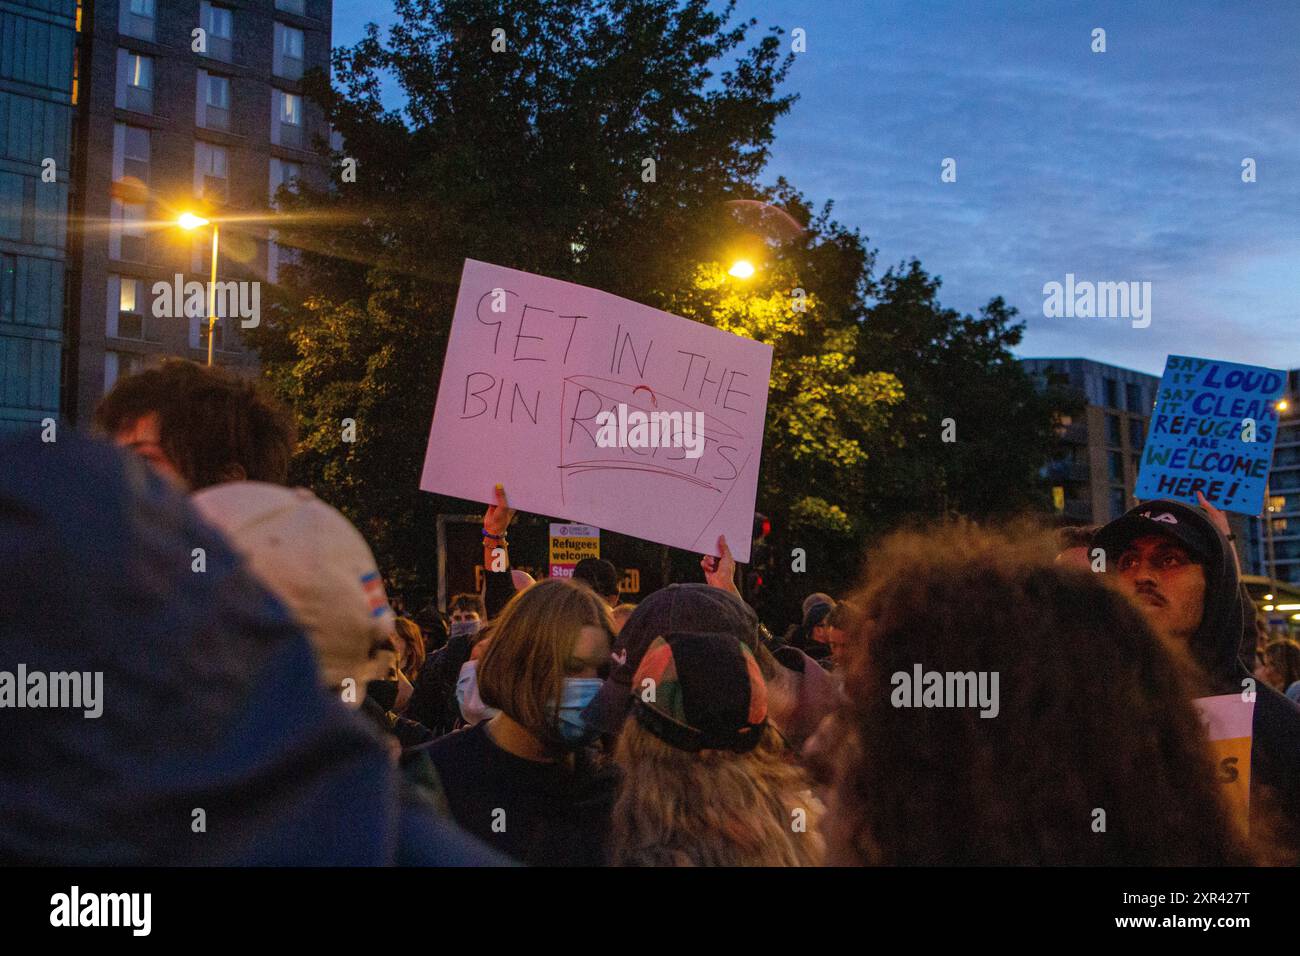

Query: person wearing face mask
[454,658,500,727]
[405,600,489,737]
[418,578,619,865]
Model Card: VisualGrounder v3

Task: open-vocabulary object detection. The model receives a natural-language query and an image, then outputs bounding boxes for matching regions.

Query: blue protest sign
[1135,355,1285,515]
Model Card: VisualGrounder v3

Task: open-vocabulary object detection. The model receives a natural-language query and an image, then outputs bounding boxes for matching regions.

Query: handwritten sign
[1192,693,1254,832]
[1135,355,1285,515]
[420,260,773,561]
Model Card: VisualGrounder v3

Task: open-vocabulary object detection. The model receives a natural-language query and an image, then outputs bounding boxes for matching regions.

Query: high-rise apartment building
[1021,357,1161,526]
[1246,368,1300,586]
[63,0,332,422]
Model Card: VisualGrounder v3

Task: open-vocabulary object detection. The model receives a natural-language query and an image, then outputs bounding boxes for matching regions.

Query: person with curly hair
[819,523,1255,866]
[95,358,296,491]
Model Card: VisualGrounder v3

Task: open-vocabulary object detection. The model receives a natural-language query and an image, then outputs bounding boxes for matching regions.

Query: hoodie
[0,432,501,865]
[1097,499,1300,845]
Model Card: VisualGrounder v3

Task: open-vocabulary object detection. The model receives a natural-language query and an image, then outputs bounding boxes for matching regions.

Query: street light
[727,259,755,279]
[178,212,220,366]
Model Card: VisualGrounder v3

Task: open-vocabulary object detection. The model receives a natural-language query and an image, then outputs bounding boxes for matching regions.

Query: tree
[251,0,829,605]
[251,1,1064,623]
[661,183,903,609]
[855,260,1067,531]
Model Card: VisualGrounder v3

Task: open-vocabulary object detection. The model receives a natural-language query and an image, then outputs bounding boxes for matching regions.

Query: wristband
[482,529,508,542]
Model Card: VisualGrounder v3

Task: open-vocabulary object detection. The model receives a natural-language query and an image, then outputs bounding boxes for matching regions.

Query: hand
[1196,491,1231,539]
[700,534,740,595]
[483,483,514,537]
[1197,490,1241,576]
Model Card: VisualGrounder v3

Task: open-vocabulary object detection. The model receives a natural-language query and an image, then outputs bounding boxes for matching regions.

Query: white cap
[192,482,395,694]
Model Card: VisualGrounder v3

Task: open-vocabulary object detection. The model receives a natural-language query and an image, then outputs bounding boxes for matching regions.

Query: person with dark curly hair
[818,523,1256,866]
[94,358,296,491]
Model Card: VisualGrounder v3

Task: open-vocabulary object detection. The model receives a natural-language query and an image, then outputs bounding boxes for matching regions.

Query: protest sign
[1135,355,1285,515]
[1191,693,1254,832]
[549,523,600,579]
[420,260,773,561]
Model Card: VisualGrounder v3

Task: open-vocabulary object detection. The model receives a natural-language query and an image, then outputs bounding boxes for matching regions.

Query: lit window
[120,277,137,313]
[128,54,152,89]
[281,92,302,125]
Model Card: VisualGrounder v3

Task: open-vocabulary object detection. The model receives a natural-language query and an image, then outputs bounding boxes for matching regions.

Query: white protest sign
[420,260,773,561]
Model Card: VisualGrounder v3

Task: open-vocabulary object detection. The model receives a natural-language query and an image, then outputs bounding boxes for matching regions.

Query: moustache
[1134,585,1168,607]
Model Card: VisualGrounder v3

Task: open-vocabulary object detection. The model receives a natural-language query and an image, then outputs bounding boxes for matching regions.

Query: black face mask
[366,679,399,712]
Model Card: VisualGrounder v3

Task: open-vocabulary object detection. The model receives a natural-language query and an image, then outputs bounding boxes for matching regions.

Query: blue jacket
[0,431,503,865]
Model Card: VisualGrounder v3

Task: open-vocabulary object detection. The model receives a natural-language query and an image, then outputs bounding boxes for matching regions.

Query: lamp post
[178,213,220,366]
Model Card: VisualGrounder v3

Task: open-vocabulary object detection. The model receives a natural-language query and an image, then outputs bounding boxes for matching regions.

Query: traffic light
[746,512,772,601]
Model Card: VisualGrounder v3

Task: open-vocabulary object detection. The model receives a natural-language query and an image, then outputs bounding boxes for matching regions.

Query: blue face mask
[450,619,481,640]
[554,678,604,746]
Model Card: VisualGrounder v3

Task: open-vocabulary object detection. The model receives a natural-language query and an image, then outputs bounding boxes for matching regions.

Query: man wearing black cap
[1095,498,1300,849]
[583,535,839,753]
[573,557,621,609]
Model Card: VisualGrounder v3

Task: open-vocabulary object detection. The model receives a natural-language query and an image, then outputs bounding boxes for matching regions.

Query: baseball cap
[583,583,760,735]
[801,592,834,617]
[631,632,767,752]
[192,482,395,692]
[573,557,619,597]
[1092,499,1219,568]
[803,601,833,630]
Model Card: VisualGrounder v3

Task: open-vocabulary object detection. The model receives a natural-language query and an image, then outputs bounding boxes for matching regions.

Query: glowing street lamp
[727,259,755,279]
[178,212,220,367]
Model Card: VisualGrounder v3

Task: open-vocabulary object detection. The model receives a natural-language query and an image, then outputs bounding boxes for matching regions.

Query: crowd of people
[3,357,1299,866]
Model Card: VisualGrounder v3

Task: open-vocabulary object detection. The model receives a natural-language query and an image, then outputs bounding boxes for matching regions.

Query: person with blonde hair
[422,578,618,865]
[610,631,823,866]
[391,616,426,683]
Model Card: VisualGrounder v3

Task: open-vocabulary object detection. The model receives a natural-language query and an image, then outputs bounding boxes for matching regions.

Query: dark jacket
[406,631,474,736]
[0,432,501,866]
[1100,500,1300,845]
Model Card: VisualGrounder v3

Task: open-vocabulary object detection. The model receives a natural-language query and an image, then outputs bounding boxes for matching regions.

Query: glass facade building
[0,0,74,434]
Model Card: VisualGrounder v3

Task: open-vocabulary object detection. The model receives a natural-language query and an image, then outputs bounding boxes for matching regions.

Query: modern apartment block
[0,0,74,434]
[64,0,331,422]
[1021,357,1161,526]
[1245,367,1300,586]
